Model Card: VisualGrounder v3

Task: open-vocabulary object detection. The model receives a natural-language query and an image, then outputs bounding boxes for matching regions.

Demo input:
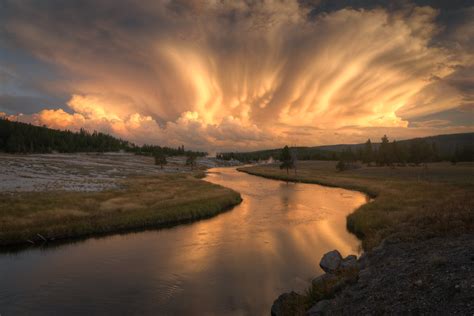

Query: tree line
[219,133,473,166]
[336,135,473,171]
[216,148,335,163]
[0,118,207,158]
[133,143,206,158]
[276,136,473,174]
[0,118,131,153]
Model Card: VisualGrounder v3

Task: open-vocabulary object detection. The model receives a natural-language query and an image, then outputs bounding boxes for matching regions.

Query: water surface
[0,167,367,315]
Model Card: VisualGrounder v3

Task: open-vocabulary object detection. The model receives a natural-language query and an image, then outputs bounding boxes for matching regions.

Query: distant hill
[0,118,206,156]
[314,133,474,154]
[218,132,474,162]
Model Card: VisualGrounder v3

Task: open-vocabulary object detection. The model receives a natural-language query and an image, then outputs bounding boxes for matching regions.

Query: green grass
[239,161,474,250]
[0,172,242,246]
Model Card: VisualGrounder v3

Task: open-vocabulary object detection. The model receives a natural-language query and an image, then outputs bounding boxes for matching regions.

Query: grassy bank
[0,172,241,247]
[239,161,473,251]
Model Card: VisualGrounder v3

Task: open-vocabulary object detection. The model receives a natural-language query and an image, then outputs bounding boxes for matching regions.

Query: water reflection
[0,167,367,315]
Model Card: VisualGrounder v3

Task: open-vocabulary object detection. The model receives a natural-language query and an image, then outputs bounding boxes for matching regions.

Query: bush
[336,160,346,171]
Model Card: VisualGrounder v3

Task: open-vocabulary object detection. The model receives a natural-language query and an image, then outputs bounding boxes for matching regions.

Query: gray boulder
[339,255,359,274]
[319,250,343,273]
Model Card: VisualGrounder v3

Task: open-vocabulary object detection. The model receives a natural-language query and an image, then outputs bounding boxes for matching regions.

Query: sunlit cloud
[0,0,472,150]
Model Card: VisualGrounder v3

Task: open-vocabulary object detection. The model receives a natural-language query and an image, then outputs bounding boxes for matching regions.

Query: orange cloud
[2,1,473,150]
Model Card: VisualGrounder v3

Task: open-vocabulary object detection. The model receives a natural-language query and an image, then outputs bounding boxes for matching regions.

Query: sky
[0,0,473,152]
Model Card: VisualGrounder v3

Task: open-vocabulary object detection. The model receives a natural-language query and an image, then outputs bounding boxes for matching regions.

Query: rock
[339,255,360,277]
[271,291,305,316]
[414,280,423,287]
[320,250,343,273]
[341,255,357,267]
[306,299,332,316]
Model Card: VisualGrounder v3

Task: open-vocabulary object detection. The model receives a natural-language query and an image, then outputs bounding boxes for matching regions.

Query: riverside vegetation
[0,172,241,247]
[239,160,474,313]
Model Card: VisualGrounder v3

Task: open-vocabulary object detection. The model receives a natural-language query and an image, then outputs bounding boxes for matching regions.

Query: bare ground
[0,152,237,192]
[326,234,474,315]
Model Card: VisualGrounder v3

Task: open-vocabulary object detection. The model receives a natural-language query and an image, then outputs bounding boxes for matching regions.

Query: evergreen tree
[409,141,420,165]
[377,135,391,166]
[186,153,197,170]
[279,145,293,175]
[290,149,298,175]
[362,139,373,165]
[336,160,346,171]
[154,153,167,169]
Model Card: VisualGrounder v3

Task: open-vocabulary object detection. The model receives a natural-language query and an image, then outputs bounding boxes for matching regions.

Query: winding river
[0,167,367,315]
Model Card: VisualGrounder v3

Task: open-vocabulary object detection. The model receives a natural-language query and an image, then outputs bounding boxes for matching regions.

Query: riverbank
[239,161,473,250]
[0,153,242,247]
[239,161,474,314]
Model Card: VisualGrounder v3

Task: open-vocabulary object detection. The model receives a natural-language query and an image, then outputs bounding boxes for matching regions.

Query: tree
[362,139,373,165]
[341,146,355,163]
[154,153,167,169]
[451,144,473,163]
[377,135,391,166]
[337,146,355,172]
[186,154,197,170]
[290,149,298,176]
[409,140,422,165]
[391,140,399,165]
[279,145,293,175]
[336,160,346,172]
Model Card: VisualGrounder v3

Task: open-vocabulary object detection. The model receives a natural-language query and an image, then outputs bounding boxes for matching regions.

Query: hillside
[0,118,206,156]
[218,132,474,162]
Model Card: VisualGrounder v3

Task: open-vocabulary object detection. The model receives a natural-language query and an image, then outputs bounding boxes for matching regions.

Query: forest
[218,133,474,164]
[0,118,206,157]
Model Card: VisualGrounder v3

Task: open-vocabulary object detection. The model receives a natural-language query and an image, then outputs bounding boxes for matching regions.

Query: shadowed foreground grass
[239,161,473,251]
[0,172,241,247]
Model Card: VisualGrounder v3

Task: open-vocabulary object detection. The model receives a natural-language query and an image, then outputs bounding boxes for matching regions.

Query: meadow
[0,172,241,247]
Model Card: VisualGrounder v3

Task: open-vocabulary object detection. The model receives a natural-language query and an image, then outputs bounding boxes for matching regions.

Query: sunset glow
[1,0,472,151]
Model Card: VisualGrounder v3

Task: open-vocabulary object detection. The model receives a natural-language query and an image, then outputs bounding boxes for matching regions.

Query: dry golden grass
[239,161,474,250]
[0,173,241,246]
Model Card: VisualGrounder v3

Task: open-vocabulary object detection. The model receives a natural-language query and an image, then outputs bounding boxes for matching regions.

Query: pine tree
[186,154,197,170]
[377,135,391,166]
[280,145,293,175]
[154,153,167,169]
[363,139,373,165]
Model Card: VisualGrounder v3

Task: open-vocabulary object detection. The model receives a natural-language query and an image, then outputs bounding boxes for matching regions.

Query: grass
[0,172,242,247]
[239,161,474,251]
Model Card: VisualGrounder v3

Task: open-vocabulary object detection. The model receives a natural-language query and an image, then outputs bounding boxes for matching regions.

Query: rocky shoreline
[272,234,474,315]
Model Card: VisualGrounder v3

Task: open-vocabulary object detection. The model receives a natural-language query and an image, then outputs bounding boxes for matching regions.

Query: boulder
[319,250,343,273]
[344,254,357,261]
[339,255,359,274]
[271,291,305,316]
[306,299,332,316]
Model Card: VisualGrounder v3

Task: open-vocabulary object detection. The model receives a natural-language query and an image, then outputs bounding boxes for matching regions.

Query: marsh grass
[0,173,241,246]
[239,161,474,250]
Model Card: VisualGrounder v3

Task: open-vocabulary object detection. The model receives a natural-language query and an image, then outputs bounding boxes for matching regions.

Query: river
[0,167,367,315]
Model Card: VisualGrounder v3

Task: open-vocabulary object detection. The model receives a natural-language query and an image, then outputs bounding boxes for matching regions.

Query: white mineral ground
[0,153,241,192]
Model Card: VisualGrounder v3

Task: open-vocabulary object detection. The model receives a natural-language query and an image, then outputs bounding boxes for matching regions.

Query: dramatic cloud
[0,0,472,150]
